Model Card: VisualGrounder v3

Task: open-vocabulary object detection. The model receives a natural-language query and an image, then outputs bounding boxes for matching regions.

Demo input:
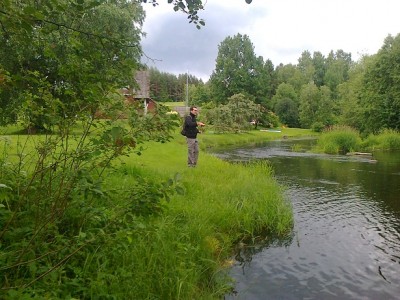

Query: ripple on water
[228,180,400,300]
[222,143,400,299]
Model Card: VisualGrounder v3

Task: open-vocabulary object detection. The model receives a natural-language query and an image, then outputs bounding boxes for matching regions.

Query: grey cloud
[141,4,250,81]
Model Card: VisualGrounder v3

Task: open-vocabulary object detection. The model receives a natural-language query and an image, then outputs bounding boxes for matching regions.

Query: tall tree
[360,34,400,133]
[337,56,371,129]
[324,50,352,96]
[297,50,315,85]
[272,83,299,127]
[148,67,203,102]
[312,51,326,87]
[275,63,303,93]
[209,33,272,104]
[188,82,211,105]
[298,82,336,128]
[298,82,321,128]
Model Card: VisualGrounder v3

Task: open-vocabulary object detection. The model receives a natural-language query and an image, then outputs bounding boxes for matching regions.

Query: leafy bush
[261,111,281,128]
[311,121,325,132]
[0,104,179,298]
[204,94,262,133]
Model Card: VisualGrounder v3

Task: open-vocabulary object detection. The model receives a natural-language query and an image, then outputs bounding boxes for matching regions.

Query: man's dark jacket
[184,113,199,139]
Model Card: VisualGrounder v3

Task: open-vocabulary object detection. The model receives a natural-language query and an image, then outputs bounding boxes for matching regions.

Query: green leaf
[178,2,186,10]
[0,184,12,190]
[175,186,185,195]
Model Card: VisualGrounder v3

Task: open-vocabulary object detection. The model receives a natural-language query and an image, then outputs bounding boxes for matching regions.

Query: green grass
[314,126,362,154]
[362,129,400,151]
[163,101,185,107]
[106,139,293,298]
[313,126,400,154]
[0,126,313,299]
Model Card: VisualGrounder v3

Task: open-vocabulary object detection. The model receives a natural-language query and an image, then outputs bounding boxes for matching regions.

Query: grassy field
[163,101,185,107]
[0,126,316,299]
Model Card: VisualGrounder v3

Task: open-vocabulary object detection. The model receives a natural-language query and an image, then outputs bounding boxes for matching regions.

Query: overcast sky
[140,0,400,81]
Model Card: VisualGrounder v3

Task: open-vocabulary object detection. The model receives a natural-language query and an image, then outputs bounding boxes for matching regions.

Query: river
[213,138,400,300]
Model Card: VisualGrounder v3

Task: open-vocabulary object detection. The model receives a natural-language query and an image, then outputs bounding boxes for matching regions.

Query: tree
[275,63,303,93]
[275,98,299,128]
[298,82,336,128]
[297,50,315,85]
[360,34,400,133]
[209,33,273,104]
[271,82,297,108]
[204,93,261,133]
[188,82,211,105]
[318,85,336,126]
[298,82,321,128]
[0,1,181,295]
[337,57,371,129]
[148,67,203,102]
[324,50,352,96]
[312,51,326,87]
[272,83,299,128]
[0,0,144,130]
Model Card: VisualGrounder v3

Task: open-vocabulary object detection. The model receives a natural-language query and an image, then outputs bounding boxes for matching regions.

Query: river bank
[114,128,316,298]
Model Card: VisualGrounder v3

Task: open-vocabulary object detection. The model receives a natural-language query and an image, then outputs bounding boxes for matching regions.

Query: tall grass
[314,126,362,154]
[1,127,299,299]
[314,126,400,154]
[91,137,294,298]
[362,129,400,151]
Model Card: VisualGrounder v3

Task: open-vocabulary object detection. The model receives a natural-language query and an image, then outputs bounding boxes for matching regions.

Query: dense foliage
[203,33,399,134]
[0,0,144,131]
[0,0,181,298]
[209,33,274,105]
[148,67,203,102]
[203,93,262,133]
[359,35,400,133]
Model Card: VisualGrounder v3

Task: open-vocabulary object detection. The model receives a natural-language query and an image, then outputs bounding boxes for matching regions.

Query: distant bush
[315,126,361,154]
[311,122,325,132]
[362,129,400,151]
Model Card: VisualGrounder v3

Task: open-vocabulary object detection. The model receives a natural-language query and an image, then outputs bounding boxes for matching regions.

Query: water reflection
[215,139,400,300]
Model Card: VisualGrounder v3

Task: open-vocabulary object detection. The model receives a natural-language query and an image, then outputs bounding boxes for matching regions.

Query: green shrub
[311,121,325,132]
[377,129,400,150]
[315,126,361,154]
[362,129,400,151]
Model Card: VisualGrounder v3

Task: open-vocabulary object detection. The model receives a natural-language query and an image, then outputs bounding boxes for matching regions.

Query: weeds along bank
[117,143,293,299]
[111,129,315,298]
[312,126,400,154]
[0,128,305,299]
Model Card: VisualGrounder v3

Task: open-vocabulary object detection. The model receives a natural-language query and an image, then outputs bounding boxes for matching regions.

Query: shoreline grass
[108,145,293,298]
[102,128,315,298]
[0,126,314,299]
[312,126,400,154]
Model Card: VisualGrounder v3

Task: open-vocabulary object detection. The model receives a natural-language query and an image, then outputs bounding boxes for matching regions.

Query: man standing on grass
[184,106,205,167]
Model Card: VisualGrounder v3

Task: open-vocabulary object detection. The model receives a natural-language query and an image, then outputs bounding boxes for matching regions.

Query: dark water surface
[214,139,400,300]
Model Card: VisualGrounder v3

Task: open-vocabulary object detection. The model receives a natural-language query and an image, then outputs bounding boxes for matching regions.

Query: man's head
[190,106,199,116]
